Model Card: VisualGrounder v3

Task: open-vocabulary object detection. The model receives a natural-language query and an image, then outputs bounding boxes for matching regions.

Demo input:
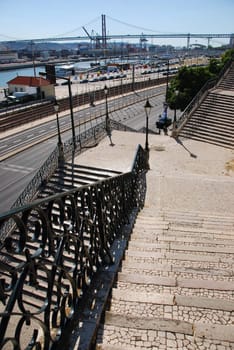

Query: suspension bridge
[0,14,233,49]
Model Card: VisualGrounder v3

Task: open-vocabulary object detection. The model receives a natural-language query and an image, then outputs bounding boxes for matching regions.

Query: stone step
[133,222,169,230]
[158,212,234,223]
[134,218,234,230]
[123,258,233,285]
[96,345,136,350]
[157,208,234,218]
[117,272,234,292]
[128,239,234,255]
[124,252,233,273]
[109,289,234,325]
[178,132,233,149]
[121,260,234,279]
[96,313,234,349]
[125,248,234,264]
[116,281,234,300]
[133,224,234,239]
[115,273,234,299]
[130,233,234,247]
[135,214,234,227]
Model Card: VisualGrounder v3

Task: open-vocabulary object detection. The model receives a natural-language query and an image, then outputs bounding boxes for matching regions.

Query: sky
[0,0,233,47]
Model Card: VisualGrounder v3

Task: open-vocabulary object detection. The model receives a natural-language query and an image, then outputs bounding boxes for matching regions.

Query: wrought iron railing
[0,144,147,350]
[173,58,233,135]
[0,121,108,241]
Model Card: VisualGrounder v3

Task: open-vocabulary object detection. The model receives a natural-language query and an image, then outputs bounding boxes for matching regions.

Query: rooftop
[7,75,51,87]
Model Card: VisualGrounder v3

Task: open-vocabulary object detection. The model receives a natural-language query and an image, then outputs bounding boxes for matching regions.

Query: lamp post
[165,59,170,102]
[144,99,152,169]
[39,72,76,148]
[104,85,113,146]
[173,90,179,128]
[53,100,64,163]
[144,98,152,151]
[132,63,135,91]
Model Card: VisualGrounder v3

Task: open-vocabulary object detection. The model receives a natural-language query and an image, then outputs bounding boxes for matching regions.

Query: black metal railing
[0,144,147,350]
[0,121,109,241]
[173,58,233,135]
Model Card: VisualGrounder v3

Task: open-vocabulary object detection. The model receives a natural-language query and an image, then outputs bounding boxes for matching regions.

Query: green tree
[208,58,222,75]
[221,48,234,64]
[167,66,213,111]
[167,47,234,111]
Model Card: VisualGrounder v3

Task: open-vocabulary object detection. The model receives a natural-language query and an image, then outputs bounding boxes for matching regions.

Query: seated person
[159,111,167,123]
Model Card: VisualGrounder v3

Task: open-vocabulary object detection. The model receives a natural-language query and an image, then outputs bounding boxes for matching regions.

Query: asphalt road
[0,85,168,213]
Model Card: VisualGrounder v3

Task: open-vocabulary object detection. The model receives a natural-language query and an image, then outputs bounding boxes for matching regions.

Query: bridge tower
[187,34,190,50]
[102,14,107,50]
[140,33,148,52]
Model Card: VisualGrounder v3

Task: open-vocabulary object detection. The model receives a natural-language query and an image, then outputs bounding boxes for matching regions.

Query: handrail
[0,120,108,240]
[0,143,148,350]
[173,58,233,135]
[173,78,216,133]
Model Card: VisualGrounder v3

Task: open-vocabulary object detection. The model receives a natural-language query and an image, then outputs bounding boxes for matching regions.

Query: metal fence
[0,143,147,350]
[173,58,233,135]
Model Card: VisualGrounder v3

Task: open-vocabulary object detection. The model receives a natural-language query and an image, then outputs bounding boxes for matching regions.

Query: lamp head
[104,85,108,95]
[144,98,152,116]
[54,100,59,113]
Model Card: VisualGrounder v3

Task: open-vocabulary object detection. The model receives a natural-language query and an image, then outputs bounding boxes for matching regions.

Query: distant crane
[140,33,148,51]
[82,26,102,49]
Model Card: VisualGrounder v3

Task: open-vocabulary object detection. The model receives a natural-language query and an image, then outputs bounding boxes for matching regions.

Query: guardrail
[0,143,147,350]
[172,58,233,136]
[0,120,109,238]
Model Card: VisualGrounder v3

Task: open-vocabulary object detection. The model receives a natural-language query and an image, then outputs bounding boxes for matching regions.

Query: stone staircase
[95,208,234,349]
[217,62,234,91]
[0,162,122,348]
[37,162,122,198]
[178,62,234,149]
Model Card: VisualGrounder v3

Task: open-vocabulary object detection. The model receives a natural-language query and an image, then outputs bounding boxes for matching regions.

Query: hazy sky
[0,0,233,47]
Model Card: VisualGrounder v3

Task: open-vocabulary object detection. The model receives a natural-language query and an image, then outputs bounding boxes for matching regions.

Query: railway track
[0,85,166,161]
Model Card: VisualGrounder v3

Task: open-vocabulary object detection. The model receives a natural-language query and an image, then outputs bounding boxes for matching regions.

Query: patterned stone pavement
[80,131,234,349]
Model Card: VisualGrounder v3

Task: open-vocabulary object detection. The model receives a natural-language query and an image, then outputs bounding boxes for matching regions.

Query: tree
[221,48,234,64]
[167,66,214,111]
[166,47,234,112]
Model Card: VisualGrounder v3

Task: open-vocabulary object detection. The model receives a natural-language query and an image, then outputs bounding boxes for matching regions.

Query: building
[7,76,55,100]
[0,50,18,63]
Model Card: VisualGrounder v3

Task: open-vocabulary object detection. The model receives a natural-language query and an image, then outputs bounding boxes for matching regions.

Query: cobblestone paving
[96,325,234,349]
[94,133,234,349]
[115,282,234,299]
[110,300,234,325]
[95,214,234,349]
[121,268,234,282]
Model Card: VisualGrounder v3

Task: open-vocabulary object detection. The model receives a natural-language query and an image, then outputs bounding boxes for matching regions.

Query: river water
[0,60,95,88]
[0,57,141,88]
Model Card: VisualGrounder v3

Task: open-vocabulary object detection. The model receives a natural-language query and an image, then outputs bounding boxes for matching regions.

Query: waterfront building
[7,75,55,100]
[0,50,18,63]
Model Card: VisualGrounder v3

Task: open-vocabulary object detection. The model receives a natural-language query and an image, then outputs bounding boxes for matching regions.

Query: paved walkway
[75,130,234,215]
[77,131,234,349]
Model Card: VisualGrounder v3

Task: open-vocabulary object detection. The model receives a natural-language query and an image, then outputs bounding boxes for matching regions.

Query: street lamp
[165,60,170,102]
[144,98,152,152]
[173,90,179,128]
[104,85,114,146]
[53,100,64,163]
[39,71,76,148]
